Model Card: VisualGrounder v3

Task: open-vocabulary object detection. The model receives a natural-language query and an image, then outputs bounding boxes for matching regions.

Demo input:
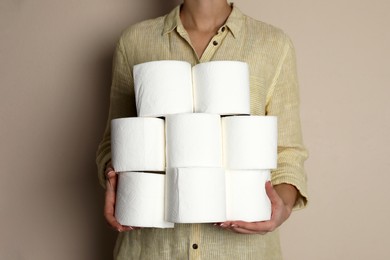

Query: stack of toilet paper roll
[111,60,277,228]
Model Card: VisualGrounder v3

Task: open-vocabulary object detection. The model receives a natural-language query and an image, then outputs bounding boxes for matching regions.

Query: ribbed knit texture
[96,4,308,259]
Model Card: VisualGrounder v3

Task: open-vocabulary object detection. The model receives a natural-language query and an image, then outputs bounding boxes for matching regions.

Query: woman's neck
[180,0,231,33]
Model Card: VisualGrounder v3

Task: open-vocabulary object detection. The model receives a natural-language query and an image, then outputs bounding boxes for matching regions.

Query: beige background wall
[1,0,389,259]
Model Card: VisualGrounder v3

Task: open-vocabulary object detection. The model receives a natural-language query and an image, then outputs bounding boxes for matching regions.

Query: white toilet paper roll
[133,60,194,117]
[226,170,271,222]
[166,113,223,168]
[165,167,227,223]
[222,116,278,169]
[115,172,174,228]
[192,61,250,115]
[111,117,165,172]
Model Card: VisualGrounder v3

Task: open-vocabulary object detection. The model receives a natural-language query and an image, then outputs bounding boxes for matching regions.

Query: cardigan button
[192,244,198,249]
[213,40,218,46]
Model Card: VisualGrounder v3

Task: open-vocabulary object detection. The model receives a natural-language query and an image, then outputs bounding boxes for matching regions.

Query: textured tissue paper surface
[166,113,223,168]
[111,117,165,172]
[133,60,193,117]
[226,170,271,221]
[165,167,227,223]
[133,60,250,116]
[222,116,278,169]
[193,61,250,115]
[115,171,174,228]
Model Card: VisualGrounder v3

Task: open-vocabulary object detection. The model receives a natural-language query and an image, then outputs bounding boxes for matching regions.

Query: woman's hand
[104,165,137,232]
[219,182,297,234]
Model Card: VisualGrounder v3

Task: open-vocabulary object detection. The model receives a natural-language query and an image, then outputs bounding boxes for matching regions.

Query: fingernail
[117,228,122,232]
[231,224,237,228]
[220,223,226,227]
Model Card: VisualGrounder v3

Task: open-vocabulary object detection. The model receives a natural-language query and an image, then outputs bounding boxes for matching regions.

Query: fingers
[104,171,137,232]
[217,182,283,234]
[219,220,276,234]
[265,181,283,207]
[104,211,133,232]
[233,221,276,232]
[231,227,266,235]
[216,222,259,234]
[105,169,117,190]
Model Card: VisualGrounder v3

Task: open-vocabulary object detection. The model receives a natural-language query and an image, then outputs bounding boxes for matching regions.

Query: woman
[96,0,308,259]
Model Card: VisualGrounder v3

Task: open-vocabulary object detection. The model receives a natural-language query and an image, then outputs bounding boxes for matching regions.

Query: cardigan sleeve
[266,35,309,210]
[95,38,137,188]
